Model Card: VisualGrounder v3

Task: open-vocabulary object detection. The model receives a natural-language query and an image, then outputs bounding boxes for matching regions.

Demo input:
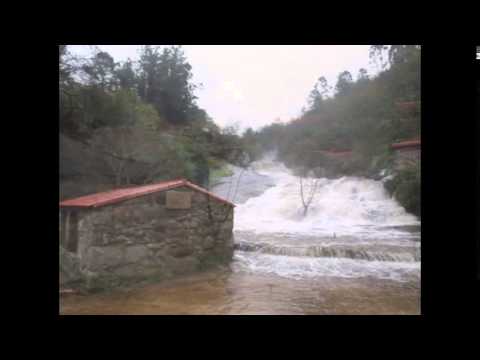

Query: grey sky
[69,45,379,132]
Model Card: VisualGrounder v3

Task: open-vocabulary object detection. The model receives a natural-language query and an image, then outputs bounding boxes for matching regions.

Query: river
[60,156,420,315]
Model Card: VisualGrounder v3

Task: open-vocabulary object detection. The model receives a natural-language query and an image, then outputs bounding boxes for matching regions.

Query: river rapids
[215,156,420,284]
[60,155,421,315]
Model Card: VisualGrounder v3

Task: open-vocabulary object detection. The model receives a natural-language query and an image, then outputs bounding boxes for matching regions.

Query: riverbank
[60,157,420,315]
[60,266,419,315]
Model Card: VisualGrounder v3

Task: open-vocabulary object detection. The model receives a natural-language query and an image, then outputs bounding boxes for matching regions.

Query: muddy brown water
[60,268,420,315]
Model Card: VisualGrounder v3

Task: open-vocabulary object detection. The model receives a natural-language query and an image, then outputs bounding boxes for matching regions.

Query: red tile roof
[59,179,235,208]
[324,150,352,155]
[395,101,420,111]
[391,139,421,150]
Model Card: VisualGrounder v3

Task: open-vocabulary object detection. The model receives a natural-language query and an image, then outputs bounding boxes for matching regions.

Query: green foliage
[203,125,247,166]
[67,86,141,133]
[335,71,353,97]
[81,50,117,90]
[60,45,208,137]
[137,45,203,125]
[307,82,323,112]
[209,163,234,185]
[384,165,421,217]
[135,101,166,132]
[253,45,420,180]
[59,45,245,193]
[59,43,420,212]
[369,45,421,70]
[241,128,263,163]
[115,59,137,91]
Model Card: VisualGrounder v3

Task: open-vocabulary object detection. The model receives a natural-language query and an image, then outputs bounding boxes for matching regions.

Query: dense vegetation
[60,45,247,198]
[246,45,421,216]
[60,45,420,217]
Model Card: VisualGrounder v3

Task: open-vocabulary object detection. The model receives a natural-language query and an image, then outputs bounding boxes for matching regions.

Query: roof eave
[59,179,235,208]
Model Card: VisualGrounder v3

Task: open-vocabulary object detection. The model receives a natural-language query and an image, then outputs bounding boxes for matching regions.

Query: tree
[369,45,390,70]
[357,68,369,81]
[77,87,137,130]
[81,50,117,90]
[115,59,137,91]
[137,45,161,102]
[388,45,421,65]
[60,44,233,199]
[60,45,84,135]
[59,45,72,88]
[241,127,261,162]
[89,125,148,186]
[252,44,420,183]
[307,82,323,112]
[306,76,333,113]
[89,123,194,186]
[299,175,320,217]
[369,45,421,69]
[318,76,331,98]
[335,71,353,97]
[137,45,202,124]
[135,101,165,132]
[161,46,199,123]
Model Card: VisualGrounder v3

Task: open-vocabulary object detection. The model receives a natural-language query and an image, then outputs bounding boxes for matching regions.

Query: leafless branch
[231,167,246,204]
[299,175,319,216]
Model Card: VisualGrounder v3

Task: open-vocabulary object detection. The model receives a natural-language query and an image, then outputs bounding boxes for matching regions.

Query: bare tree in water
[299,175,320,216]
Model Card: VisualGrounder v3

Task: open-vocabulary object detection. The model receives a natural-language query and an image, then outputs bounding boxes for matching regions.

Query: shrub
[384,164,420,217]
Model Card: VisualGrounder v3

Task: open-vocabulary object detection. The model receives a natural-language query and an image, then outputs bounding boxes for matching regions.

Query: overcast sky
[69,45,379,132]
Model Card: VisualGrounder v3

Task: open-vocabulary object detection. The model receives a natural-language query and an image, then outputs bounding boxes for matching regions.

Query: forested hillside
[248,45,421,216]
[60,45,247,199]
[60,45,420,216]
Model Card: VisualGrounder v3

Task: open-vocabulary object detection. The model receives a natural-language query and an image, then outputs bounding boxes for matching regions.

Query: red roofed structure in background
[312,149,352,156]
[391,138,421,171]
[395,101,420,113]
[391,139,421,150]
[321,149,352,156]
[60,179,235,208]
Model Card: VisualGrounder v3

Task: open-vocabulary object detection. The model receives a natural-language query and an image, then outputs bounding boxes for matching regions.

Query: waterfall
[234,241,420,262]
[214,155,420,282]
[235,156,419,237]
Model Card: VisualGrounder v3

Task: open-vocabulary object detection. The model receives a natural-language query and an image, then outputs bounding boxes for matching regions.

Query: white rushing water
[213,154,421,282]
[235,156,419,238]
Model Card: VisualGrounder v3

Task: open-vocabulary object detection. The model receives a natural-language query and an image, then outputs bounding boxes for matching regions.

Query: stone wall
[59,245,83,286]
[66,187,234,289]
[393,148,420,171]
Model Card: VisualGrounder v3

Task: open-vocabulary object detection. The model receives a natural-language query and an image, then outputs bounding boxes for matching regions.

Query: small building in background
[59,179,234,289]
[391,139,421,170]
[395,101,420,116]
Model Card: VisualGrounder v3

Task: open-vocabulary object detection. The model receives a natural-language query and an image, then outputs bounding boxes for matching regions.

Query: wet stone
[66,186,234,290]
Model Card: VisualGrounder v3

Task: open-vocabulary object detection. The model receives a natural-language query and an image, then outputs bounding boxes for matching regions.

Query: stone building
[391,139,421,170]
[392,101,420,171]
[59,179,235,289]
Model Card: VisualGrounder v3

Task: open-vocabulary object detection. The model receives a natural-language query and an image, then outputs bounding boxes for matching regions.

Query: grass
[209,162,234,185]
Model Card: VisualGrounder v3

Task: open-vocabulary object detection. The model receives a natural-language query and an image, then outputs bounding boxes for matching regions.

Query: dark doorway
[60,211,66,248]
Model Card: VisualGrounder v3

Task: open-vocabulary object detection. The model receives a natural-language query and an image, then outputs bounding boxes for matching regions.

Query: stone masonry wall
[74,187,234,289]
[393,148,420,171]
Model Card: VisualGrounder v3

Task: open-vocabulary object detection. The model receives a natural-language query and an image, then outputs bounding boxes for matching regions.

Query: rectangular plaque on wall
[166,190,192,209]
